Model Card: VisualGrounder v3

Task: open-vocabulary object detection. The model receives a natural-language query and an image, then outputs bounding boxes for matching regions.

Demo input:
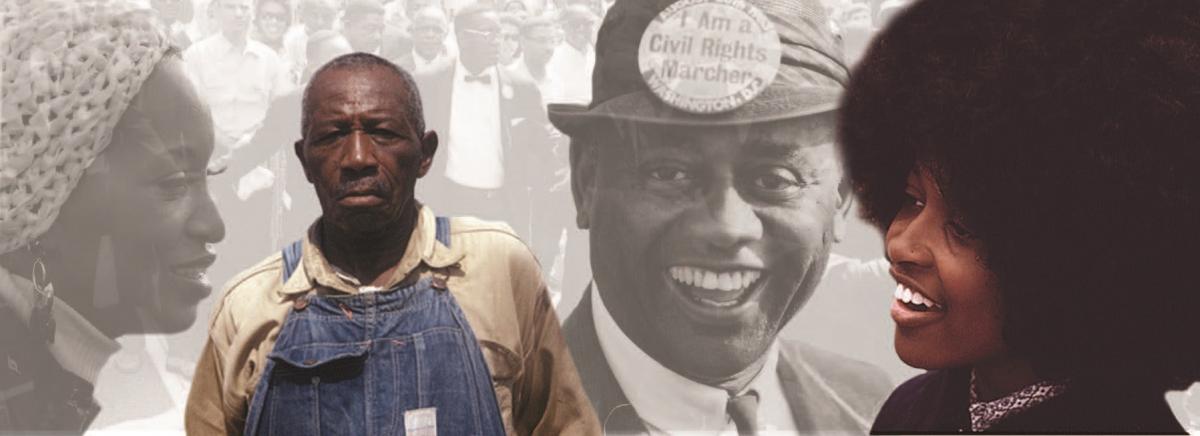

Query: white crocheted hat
[1,0,174,254]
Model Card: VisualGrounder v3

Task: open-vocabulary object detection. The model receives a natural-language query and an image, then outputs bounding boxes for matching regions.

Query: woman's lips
[170,254,215,280]
[166,254,217,299]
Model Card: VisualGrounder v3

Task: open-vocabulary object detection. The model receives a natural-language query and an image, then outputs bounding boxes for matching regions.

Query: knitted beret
[0,0,173,254]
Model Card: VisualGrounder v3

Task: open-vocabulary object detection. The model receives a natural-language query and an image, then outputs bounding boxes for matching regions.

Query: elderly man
[185,53,599,435]
[547,0,892,433]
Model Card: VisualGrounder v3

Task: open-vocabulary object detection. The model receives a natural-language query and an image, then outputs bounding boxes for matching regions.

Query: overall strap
[435,216,451,247]
[281,239,304,282]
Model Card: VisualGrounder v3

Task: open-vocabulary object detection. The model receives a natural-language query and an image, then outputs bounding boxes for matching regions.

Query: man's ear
[569,135,598,230]
[833,178,853,243]
[417,130,439,178]
[294,139,315,183]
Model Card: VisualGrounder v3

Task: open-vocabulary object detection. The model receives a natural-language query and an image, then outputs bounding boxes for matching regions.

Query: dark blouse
[872,368,1187,434]
[0,303,99,434]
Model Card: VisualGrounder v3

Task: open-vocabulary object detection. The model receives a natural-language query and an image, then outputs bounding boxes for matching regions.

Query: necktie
[727,390,759,435]
[464,72,492,85]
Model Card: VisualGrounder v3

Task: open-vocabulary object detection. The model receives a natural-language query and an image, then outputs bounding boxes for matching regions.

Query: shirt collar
[280,204,463,295]
[591,282,783,432]
[968,371,1069,432]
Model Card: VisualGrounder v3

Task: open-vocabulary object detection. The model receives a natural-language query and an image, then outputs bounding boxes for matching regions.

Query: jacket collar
[563,285,646,434]
[563,286,873,434]
[280,205,464,295]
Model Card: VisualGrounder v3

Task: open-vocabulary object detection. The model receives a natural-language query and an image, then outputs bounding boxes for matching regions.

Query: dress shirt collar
[280,204,464,295]
[591,282,787,433]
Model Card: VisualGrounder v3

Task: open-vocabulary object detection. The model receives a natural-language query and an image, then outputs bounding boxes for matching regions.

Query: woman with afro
[840,0,1200,433]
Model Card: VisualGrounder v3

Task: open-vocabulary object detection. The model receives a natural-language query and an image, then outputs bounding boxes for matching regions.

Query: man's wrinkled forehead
[595,115,838,155]
[306,67,412,121]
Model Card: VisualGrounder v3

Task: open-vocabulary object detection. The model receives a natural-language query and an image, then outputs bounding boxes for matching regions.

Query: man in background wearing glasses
[413,4,555,254]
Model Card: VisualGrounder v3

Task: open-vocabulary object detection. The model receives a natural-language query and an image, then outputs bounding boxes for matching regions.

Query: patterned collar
[968,371,1068,432]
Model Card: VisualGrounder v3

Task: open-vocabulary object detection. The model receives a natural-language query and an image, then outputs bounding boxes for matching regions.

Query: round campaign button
[637,0,782,114]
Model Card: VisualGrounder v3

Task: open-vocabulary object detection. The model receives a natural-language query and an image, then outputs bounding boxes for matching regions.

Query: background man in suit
[414,4,556,260]
[547,0,892,432]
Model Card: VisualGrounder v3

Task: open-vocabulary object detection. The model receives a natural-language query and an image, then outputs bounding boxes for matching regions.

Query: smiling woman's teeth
[894,284,940,310]
[173,267,207,281]
[669,266,761,292]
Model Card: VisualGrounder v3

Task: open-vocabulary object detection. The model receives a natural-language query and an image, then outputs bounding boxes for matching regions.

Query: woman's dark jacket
[872,368,1186,434]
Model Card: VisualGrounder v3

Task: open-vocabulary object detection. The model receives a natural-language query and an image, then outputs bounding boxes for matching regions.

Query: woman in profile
[0,0,225,431]
[840,0,1200,433]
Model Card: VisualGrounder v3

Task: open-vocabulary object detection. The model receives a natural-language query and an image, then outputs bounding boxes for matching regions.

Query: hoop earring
[28,241,57,344]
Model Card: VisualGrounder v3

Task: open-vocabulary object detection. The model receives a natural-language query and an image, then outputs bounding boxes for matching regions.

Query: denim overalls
[243,217,507,436]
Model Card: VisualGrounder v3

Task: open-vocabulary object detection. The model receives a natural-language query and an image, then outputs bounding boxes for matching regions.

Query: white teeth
[717,273,733,291]
[668,266,762,292]
[172,267,210,283]
[894,284,940,309]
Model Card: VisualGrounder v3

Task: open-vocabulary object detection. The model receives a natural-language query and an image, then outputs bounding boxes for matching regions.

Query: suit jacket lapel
[778,343,874,433]
[563,286,648,435]
[568,286,879,434]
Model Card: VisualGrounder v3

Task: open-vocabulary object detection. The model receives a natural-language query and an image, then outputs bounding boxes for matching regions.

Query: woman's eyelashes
[945,219,975,242]
[902,189,925,211]
[155,171,207,201]
[156,172,189,200]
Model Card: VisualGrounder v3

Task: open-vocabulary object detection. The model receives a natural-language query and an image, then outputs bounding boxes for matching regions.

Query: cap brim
[548,84,840,136]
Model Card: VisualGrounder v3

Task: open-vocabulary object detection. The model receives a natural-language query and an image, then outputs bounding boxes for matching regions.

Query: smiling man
[185,53,598,435]
[548,0,891,433]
